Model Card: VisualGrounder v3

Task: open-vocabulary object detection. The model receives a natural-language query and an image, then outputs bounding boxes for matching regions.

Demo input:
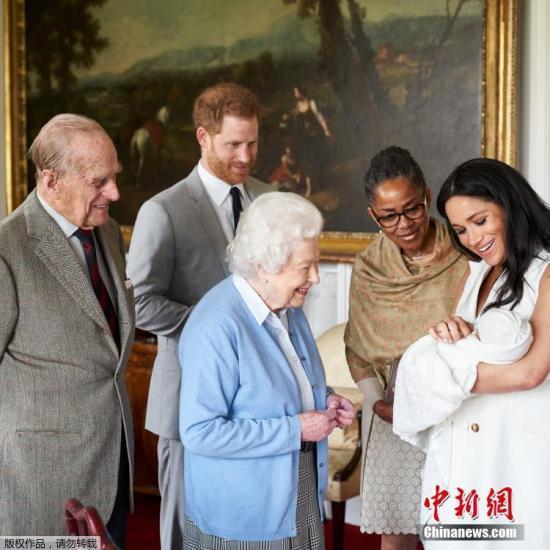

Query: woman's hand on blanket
[373,400,393,424]
[429,315,473,343]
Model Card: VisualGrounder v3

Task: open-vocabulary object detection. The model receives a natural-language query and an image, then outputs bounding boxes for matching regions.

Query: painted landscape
[25,0,484,232]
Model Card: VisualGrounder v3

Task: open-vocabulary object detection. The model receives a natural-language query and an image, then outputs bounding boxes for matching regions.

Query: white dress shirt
[36,191,117,308]
[232,274,315,411]
[197,161,252,242]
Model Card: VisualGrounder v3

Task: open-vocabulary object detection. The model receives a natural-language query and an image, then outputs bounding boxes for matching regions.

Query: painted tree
[282,0,477,150]
[407,0,474,111]
[26,0,108,96]
[346,0,388,111]
[282,0,388,149]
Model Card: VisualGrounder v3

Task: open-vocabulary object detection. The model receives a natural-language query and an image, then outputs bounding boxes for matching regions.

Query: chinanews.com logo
[421,524,524,541]
[422,484,524,541]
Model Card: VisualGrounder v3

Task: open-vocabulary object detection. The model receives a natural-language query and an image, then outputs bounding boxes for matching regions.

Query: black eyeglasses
[372,198,427,228]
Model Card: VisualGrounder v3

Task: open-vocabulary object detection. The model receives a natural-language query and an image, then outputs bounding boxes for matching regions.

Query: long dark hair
[437,157,550,311]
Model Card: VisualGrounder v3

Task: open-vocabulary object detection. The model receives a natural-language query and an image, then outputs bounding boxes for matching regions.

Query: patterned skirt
[360,415,425,534]
[183,448,325,549]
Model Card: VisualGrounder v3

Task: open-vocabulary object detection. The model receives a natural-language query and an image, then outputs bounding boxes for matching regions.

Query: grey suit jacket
[127,166,272,439]
[0,191,135,535]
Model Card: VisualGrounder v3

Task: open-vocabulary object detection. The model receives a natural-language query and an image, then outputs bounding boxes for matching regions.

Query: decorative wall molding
[520,0,550,201]
[303,262,353,338]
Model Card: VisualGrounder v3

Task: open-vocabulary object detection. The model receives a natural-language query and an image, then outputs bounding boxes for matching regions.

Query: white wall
[303,262,353,338]
[519,0,550,200]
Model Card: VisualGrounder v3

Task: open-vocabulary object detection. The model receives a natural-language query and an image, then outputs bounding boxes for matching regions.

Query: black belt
[300,441,315,452]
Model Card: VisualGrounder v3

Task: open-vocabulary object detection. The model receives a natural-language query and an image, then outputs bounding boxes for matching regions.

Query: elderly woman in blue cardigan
[178,192,355,549]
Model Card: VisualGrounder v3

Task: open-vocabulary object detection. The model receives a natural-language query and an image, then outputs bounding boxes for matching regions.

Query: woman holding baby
[345,146,468,550]
[404,158,550,549]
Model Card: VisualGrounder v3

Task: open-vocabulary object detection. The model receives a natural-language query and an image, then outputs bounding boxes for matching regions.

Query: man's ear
[196,126,210,149]
[41,169,60,196]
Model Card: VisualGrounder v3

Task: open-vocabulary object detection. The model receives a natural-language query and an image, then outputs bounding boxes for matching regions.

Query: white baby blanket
[393,309,532,450]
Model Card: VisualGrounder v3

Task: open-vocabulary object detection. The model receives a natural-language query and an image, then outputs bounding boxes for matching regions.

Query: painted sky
[82,0,483,76]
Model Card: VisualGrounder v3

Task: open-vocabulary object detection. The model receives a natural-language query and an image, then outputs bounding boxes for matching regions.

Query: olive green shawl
[345,219,468,386]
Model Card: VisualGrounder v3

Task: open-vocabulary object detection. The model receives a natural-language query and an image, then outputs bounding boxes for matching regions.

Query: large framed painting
[5,0,517,261]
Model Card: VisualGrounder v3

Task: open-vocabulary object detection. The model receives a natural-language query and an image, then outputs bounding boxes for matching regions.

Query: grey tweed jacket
[0,190,135,535]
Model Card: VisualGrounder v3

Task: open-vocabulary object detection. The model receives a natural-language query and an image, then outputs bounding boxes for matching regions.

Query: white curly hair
[228,192,323,277]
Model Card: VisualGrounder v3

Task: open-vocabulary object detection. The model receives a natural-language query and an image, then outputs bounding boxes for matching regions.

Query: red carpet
[127,494,160,549]
[128,494,424,549]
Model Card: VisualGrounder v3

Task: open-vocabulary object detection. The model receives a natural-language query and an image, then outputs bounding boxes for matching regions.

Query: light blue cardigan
[179,276,329,541]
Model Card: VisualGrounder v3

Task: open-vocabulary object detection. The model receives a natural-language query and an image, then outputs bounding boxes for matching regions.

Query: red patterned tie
[74,228,120,349]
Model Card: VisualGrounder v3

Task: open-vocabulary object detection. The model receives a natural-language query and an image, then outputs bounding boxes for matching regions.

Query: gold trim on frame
[319,231,377,262]
[4,0,518,263]
[4,0,27,214]
[483,0,517,165]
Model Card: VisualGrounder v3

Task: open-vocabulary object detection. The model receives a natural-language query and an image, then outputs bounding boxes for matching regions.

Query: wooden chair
[316,323,363,550]
[65,498,119,550]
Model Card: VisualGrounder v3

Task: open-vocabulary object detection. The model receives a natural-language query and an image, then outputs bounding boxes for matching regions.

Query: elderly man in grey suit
[0,114,134,547]
[127,82,272,548]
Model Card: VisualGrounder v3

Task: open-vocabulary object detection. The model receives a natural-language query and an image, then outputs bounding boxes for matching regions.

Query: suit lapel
[187,168,230,276]
[27,194,109,334]
[244,177,269,199]
[95,224,133,360]
[26,191,120,359]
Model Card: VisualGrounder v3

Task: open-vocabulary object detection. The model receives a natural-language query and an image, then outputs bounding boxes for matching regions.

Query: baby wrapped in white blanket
[393,309,532,450]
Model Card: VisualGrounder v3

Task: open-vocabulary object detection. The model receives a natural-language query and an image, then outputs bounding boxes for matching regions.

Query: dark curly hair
[364,146,426,205]
[437,157,550,311]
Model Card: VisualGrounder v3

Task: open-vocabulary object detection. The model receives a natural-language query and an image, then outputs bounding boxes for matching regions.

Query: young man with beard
[126,82,271,550]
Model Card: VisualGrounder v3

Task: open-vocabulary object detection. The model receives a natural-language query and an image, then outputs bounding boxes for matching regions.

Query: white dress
[420,253,550,549]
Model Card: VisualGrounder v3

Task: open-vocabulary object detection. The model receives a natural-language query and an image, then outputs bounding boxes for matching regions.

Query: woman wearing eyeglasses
[344,146,468,550]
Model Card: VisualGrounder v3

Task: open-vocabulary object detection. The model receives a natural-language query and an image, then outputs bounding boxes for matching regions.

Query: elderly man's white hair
[28,113,110,179]
[228,192,323,277]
